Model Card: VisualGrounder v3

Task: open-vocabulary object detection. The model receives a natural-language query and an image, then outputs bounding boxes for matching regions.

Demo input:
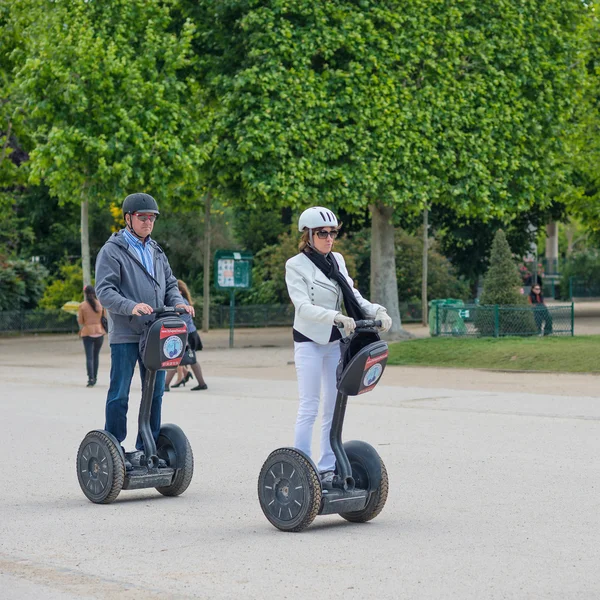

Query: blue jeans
[105,343,166,451]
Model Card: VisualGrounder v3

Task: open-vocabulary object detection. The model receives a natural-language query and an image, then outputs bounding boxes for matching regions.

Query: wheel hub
[275,478,291,503]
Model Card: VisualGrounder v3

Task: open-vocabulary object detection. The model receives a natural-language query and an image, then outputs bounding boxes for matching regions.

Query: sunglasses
[134,213,158,222]
[315,230,339,240]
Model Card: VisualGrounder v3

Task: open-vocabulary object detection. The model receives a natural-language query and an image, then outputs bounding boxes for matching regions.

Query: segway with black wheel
[77,307,194,504]
[258,319,389,532]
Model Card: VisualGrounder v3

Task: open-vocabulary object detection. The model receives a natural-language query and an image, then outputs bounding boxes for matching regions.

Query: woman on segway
[285,207,393,486]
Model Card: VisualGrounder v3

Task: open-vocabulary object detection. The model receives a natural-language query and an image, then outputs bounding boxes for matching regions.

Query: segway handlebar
[337,319,382,329]
[152,306,188,316]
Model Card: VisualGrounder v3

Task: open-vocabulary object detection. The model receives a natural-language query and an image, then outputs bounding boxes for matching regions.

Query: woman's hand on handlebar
[375,308,392,333]
[334,313,356,336]
[176,303,195,317]
[132,303,153,316]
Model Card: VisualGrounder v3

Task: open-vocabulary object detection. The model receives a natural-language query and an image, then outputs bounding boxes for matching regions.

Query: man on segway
[95,193,194,470]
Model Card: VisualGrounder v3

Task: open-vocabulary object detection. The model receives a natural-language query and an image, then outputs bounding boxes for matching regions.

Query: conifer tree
[480,230,527,306]
[477,230,536,335]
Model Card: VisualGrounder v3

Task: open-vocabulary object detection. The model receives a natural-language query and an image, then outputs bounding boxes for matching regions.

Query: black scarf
[304,249,366,321]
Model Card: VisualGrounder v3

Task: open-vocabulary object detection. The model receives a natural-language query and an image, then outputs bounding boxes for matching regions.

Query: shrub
[0,258,48,311]
[38,261,83,309]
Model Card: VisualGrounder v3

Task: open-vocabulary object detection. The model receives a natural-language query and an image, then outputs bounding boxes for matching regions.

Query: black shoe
[125,450,145,468]
[86,380,94,388]
[319,471,336,489]
[184,372,194,383]
[164,384,170,392]
[191,383,208,391]
[171,379,186,388]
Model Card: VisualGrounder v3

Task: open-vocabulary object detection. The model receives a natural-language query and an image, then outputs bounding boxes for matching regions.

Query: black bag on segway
[336,329,388,396]
[139,314,188,370]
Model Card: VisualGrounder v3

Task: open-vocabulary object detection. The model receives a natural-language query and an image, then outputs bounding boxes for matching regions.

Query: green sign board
[213,250,253,348]
[214,250,253,290]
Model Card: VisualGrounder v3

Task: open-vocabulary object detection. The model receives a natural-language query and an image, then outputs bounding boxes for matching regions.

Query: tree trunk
[81,195,91,287]
[421,207,428,326]
[202,191,212,332]
[369,202,412,340]
[545,221,559,276]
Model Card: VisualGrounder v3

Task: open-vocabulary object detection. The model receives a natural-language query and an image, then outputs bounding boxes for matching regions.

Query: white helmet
[298,206,339,231]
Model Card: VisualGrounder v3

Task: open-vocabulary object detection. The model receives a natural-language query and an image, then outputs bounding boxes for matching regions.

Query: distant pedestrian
[77,285,106,387]
[529,283,553,335]
[165,280,208,391]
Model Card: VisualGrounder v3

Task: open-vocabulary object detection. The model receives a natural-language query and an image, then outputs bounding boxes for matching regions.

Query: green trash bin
[429,299,467,336]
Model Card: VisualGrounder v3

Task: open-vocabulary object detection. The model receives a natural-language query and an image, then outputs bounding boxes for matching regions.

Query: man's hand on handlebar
[132,303,153,316]
[176,303,195,317]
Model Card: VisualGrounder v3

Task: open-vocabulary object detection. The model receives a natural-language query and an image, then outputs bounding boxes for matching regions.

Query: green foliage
[231,207,292,255]
[564,17,600,236]
[559,251,600,299]
[0,258,47,311]
[190,0,588,220]
[342,228,470,303]
[11,0,203,200]
[38,262,83,310]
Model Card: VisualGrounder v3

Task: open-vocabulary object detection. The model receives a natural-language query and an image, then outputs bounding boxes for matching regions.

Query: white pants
[293,340,341,473]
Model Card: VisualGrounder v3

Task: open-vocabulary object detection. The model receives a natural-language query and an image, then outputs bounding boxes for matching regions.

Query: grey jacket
[95,230,185,344]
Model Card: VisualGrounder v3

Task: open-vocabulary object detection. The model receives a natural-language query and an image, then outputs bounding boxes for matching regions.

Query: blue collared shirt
[122,228,154,277]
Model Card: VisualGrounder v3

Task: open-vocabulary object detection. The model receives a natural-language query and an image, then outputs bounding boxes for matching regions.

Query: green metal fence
[429,303,574,337]
[569,277,600,299]
[0,302,424,334]
[0,310,79,334]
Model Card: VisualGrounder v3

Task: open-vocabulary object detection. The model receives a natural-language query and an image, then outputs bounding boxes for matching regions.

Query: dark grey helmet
[122,193,160,217]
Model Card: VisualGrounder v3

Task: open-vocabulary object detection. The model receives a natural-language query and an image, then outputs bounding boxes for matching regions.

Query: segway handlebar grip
[351,319,382,329]
[151,306,187,316]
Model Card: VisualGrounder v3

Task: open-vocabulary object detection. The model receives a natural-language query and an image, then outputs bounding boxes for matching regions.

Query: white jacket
[285,251,383,345]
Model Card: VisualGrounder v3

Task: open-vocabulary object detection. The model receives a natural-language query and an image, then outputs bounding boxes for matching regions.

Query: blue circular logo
[363,363,383,387]
[163,335,183,359]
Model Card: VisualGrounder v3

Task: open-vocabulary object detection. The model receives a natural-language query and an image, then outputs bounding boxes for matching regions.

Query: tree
[564,15,600,237]
[186,0,588,337]
[10,0,202,284]
[38,262,83,310]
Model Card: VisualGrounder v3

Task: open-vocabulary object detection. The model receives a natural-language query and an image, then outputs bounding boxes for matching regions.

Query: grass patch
[387,335,600,373]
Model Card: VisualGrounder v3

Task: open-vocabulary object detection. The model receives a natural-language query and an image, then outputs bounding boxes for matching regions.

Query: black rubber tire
[258,448,322,532]
[77,430,124,504]
[340,456,389,523]
[155,431,194,497]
